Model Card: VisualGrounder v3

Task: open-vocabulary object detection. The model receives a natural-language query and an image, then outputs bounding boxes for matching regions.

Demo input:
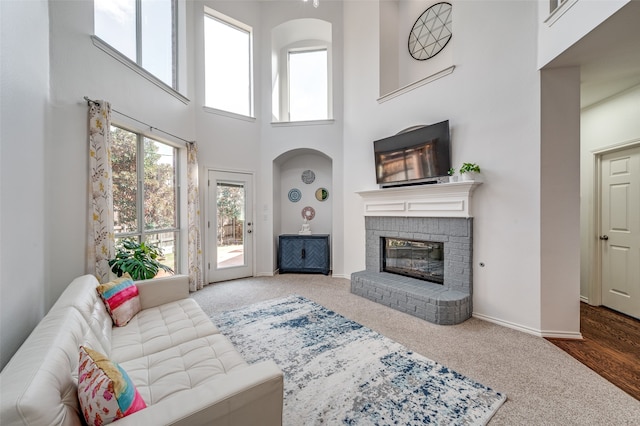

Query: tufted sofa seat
[0,274,283,425]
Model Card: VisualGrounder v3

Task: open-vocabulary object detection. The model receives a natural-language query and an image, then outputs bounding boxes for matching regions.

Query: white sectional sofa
[0,274,284,425]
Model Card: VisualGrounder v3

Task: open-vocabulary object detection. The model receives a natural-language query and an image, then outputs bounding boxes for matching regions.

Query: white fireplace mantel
[356,181,482,218]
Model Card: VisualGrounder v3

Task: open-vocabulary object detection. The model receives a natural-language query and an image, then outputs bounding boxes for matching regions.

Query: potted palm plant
[108,239,174,281]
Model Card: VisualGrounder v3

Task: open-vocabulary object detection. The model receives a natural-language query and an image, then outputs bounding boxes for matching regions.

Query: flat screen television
[374,120,451,187]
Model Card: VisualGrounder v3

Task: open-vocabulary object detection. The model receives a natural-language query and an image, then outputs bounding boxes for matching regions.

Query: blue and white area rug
[210,295,506,425]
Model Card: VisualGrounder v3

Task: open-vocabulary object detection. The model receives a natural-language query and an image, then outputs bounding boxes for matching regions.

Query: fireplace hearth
[351,216,473,325]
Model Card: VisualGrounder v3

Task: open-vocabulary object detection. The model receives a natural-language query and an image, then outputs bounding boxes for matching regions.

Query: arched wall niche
[273,148,333,237]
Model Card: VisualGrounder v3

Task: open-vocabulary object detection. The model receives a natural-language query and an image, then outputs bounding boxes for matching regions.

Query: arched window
[272,19,332,123]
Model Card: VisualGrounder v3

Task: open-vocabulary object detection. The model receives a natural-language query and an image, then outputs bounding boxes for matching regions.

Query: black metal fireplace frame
[380,237,444,284]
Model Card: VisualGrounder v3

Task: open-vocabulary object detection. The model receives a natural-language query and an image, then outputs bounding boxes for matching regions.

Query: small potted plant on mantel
[447,167,458,182]
[459,163,481,181]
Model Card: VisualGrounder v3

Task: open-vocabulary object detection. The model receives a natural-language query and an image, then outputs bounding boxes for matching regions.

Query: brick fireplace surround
[351,182,481,325]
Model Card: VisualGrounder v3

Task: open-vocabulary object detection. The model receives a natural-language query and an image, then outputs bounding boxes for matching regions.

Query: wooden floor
[547,302,640,401]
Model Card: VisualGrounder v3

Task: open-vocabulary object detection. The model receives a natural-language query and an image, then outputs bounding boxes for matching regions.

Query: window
[288,49,328,121]
[204,9,253,117]
[549,0,566,13]
[271,19,332,123]
[94,0,176,88]
[111,126,180,273]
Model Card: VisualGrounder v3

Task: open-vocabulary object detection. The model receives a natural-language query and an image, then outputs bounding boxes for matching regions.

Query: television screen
[374,120,451,187]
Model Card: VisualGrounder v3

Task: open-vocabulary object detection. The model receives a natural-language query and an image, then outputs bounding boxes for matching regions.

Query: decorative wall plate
[408,2,452,61]
[288,188,302,202]
[315,187,329,201]
[301,169,316,184]
[301,206,316,221]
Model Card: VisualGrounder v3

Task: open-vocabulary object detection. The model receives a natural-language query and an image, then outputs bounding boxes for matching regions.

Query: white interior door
[600,146,640,319]
[207,170,254,283]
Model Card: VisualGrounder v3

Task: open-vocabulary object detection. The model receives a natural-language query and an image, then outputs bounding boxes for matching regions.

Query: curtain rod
[84,96,194,145]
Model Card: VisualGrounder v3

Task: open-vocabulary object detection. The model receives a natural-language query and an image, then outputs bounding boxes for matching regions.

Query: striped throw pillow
[97,274,141,327]
[78,346,146,425]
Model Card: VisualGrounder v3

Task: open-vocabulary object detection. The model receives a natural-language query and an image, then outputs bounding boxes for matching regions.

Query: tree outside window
[216,183,244,246]
[111,126,179,273]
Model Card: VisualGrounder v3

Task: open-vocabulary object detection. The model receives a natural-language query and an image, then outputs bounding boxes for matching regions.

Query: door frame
[590,139,640,306]
[204,167,256,284]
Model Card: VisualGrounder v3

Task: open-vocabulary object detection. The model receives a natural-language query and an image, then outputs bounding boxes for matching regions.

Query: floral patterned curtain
[87,100,115,283]
[187,142,204,291]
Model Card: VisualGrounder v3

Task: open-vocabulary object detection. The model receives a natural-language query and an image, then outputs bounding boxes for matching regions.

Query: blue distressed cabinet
[278,234,330,275]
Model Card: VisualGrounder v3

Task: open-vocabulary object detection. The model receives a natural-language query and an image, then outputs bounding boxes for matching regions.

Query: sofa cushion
[49,274,113,355]
[110,298,220,363]
[78,346,146,425]
[120,333,248,405]
[97,275,141,327]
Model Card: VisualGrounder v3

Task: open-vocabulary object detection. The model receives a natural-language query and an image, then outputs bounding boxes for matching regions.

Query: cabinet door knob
[301,248,306,259]
[599,235,609,241]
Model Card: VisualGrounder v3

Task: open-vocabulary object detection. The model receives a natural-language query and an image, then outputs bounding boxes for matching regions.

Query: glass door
[207,170,253,282]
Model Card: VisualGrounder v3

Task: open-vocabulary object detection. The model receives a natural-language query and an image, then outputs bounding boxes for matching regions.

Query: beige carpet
[192,274,640,425]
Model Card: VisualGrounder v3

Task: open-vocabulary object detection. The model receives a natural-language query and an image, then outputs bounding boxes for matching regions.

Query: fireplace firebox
[382,237,444,284]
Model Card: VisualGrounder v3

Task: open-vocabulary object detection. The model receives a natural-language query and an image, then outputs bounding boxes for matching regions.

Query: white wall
[379,0,454,97]
[343,0,548,335]
[1,0,199,368]
[0,0,50,370]
[192,1,345,279]
[379,0,399,95]
[255,1,345,277]
[194,1,262,177]
[45,1,196,305]
[537,0,629,68]
[540,66,581,337]
[581,84,640,301]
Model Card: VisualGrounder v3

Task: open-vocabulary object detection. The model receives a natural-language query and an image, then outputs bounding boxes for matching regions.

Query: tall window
[204,8,253,117]
[111,126,180,273]
[288,48,328,121]
[94,0,176,88]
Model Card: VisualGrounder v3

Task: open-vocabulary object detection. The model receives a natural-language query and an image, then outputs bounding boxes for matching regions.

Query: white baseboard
[330,273,349,279]
[541,330,583,339]
[472,312,583,340]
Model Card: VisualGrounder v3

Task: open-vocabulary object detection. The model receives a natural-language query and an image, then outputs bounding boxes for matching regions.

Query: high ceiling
[545,1,640,108]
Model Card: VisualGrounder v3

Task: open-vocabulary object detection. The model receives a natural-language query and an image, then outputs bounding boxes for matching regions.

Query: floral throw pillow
[78,346,147,425]
[96,274,141,327]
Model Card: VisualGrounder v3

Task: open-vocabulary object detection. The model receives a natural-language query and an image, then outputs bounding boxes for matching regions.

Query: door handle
[599,235,609,241]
